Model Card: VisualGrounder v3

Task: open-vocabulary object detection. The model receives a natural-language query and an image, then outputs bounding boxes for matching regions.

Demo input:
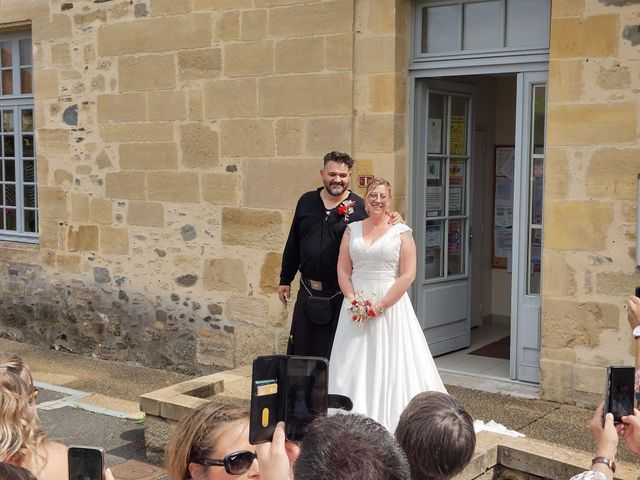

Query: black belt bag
[302,281,341,325]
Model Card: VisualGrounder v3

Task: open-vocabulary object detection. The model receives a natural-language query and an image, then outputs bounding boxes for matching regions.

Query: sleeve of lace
[569,471,607,480]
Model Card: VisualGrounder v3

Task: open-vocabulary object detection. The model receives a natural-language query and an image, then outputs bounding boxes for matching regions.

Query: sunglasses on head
[195,450,257,475]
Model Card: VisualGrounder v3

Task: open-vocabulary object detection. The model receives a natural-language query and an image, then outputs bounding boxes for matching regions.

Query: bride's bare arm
[337,228,355,299]
[376,231,416,314]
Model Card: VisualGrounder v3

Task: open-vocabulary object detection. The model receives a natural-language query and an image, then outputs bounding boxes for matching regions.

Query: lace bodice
[348,221,412,279]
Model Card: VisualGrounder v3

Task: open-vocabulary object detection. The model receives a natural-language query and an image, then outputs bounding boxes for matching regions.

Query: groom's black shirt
[280,188,367,285]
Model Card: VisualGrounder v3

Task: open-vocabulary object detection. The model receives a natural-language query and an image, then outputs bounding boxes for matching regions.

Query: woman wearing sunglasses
[166,401,260,479]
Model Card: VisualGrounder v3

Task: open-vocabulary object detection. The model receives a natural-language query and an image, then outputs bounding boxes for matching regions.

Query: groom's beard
[324,180,348,196]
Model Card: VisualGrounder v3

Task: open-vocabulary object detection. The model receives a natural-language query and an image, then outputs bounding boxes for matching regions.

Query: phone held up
[635,286,640,298]
[249,355,329,444]
[68,446,105,480]
[603,366,635,425]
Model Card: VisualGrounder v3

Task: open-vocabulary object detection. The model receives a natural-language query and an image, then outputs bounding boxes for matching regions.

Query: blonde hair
[365,177,392,215]
[0,355,47,474]
[165,401,249,480]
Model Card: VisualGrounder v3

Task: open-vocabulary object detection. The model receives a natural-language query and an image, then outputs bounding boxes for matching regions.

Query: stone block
[224,41,273,77]
[222,208,283,250]
[180,123,218,169]
[201,173,238,205]
[33,14,71,42]
[119,143,178,170]
[325,34,353,71]
[203,258,247,293]
[595,272,638,297]
[574,363,605,395]
[33,70,59,99]
[541,347,576,363]
[234,325,275,366]
[540,359,574,403]
[355,114,394,152]
[268,1,353,38]
[214,11,240,42]
[259,73,351,116]
[203,78,257,119]
[68,225,99,252]
[597,65,630,91]
[241,9,267,41]
[97,93,147,123]
[188,89,204,121]
[99,123,174,142]
[226,295,269,327]
[90,199,113,224]
[100,226,129,255]
[105,172,146,200]
[260,252,282,294]
[544,148,569,200]
[548,103,637,145]
[150,0,191,16]
[551,0,584,17]
[51,43,71,65]
[147,172,200,203]
[367,0,396,34]
[148,91,187,121]
[220,119,274,157]
[551,16,618,58]
[127,201,165,227]
[98,14,212,56]
[118,54,176,92]
[305,117,351,157]
[54,168,74,186]
[255,0,319,5]
[275,37,323,74]
[73,10,107,26]
[178,48,222,81]
[55,253,82,274]
[586,148,640,200]
[196,328,235,369]
[195,0,252,9]
[276,118,304,156]
[544,201,612,251]
[354,36,396,74]
[540,249,576,297]
[70,193,90,222]
[369,73,403,112]
[37,129,71,155]
[38,186,67,220]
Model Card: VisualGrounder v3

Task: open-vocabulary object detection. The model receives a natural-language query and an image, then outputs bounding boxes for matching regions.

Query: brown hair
[323,151,354,169]
[0,355,47,474]
[365,177,392,198]
[165,401,249,480]
[0,462,38,480]
[395,392,476,480]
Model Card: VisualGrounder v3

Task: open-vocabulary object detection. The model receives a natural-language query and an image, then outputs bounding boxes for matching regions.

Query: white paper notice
[426,186,443,212]
[427,119,442,153]
[494,206,513,228]
[426,224,441,247]
[496,148,515,179]
[494,229,512,258]
[495,177,513,207]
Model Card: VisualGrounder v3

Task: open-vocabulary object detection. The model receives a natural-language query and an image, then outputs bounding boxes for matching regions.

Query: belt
[301,277,340,292]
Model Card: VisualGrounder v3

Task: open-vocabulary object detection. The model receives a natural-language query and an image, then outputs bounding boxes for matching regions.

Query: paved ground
[4,337,640,478]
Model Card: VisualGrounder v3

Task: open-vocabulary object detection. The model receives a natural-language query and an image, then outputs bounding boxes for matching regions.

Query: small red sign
[358,175,374,188]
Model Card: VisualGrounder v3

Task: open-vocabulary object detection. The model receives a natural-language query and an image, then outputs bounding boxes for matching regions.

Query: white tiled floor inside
[434,322,511,378]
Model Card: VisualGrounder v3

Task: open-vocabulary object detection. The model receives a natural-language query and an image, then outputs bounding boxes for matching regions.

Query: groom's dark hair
[395,392,476,480]
[293,413,410,480]
[323,151,354,169]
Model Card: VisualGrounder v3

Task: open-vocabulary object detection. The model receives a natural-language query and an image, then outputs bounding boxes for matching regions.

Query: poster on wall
[426,186,443,214]
[492,146,515,268]
[450,115,466,155]
[427,159,441,180]
[427,119,442,154]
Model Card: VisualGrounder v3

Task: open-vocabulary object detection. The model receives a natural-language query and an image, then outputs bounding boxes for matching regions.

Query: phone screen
[605,366,635,423]
[285,357,328,441]
[68,447,104,480]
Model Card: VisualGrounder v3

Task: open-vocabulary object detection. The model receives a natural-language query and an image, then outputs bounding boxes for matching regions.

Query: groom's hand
[278,285,291,305]
[388,211,404,225]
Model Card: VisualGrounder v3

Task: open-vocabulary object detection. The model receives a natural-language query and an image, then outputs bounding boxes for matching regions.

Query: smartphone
[604,366,635,424]
[635,286,640,298]
[68,446,104,480]
[249,355,328,444]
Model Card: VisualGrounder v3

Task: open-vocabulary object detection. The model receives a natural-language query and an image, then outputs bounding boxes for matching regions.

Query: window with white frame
[0,32,36,242]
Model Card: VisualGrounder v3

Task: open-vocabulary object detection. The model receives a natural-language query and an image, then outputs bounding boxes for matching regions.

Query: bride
[328,177,446,432]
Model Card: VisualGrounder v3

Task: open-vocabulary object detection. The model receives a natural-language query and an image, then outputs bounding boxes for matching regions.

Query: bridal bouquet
[349,293,377,324]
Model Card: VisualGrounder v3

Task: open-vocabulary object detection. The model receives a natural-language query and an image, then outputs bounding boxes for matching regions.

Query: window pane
[19,39,32,66]
[5,183,15,206]
[5,207,16,231]
[0,42,11,68]
[528,228,542,294]
[24,209,36,232]
[24,185,35,208]
[20,68,32,94]
[425,220,444,280]
[530,157,543,225]
[506,0,550,48]
[447,219,465,276]
[22,135,33,157]
[2,111,14,132]
[426,157,445,217]
[4,160,15,181]
[423,5,460,53]
[23,160,34,182]
[21,109,33,132]
[427,93,446,155]
[3,135,14,157]
[463,1,502,50]
[532,85,546,154]
[448,159,466,216]
[2,70,13,95]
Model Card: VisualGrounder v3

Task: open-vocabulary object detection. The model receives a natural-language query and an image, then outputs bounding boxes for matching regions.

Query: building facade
[0,0,637,405]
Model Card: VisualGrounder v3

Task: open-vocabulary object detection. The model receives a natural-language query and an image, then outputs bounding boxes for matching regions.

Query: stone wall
[0,0,410,372]
[541,0,640,404]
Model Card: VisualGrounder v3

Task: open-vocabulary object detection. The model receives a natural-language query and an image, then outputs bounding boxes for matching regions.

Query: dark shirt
[280,188,367,285]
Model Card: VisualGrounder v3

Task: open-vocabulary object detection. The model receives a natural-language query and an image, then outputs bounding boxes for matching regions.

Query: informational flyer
[427,118,442,154]
[450,115,466,155]
[426,186,443,213]
[495,177,513,207]
[426,223,441,247]
[427,159,441,180]
[494,206,513,228]
[496,147,515,179]
[494,229,512,258]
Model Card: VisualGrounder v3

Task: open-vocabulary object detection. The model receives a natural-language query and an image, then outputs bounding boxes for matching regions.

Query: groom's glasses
[367,193,388,201]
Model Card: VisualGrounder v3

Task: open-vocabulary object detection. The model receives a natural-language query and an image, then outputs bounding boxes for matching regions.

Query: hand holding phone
[68,446,105,480]
[603,366,635,425]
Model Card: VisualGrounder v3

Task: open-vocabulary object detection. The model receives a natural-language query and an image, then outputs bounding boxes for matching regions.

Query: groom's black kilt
[287,282,343,360]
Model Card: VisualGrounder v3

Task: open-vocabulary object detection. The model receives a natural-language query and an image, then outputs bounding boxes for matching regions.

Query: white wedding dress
[328,221,447,432]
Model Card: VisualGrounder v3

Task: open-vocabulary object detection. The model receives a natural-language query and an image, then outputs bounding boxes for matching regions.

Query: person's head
[364,177,392,216]
[395,392,476,480]
[165,401,258,480]
[293,413,410,480]
[321,151,354,197]
[0,354,46,472]
[0,462,38,480]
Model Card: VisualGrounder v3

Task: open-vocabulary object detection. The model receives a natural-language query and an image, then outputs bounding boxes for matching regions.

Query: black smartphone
[635,286,640,298]
[604,366,635,424]
[249,355,328,444]
[68,446,104,480]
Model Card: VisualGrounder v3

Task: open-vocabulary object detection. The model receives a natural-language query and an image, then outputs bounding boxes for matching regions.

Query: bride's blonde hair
[364,177,392,215]
[0,355,47,473]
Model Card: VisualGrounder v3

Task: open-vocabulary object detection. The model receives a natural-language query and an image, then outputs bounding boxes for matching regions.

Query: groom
[278,151,367,359]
